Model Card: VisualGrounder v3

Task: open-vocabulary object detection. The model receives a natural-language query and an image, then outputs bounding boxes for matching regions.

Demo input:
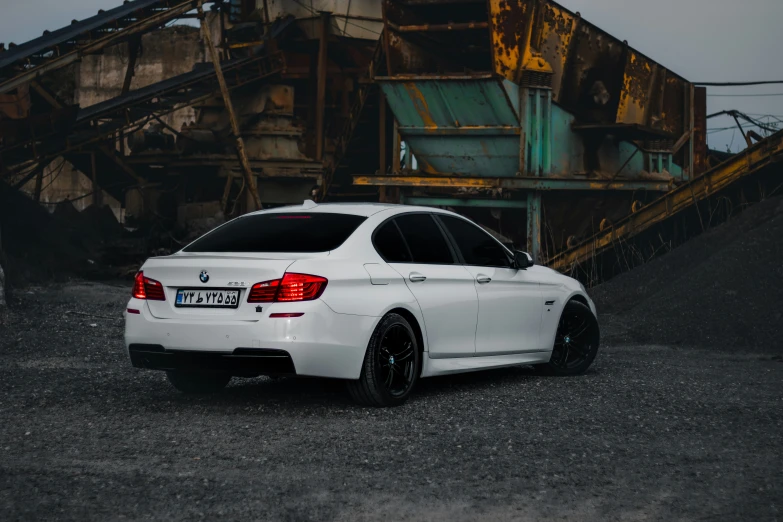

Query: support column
[316,11,330,162]
[33,168,44,202]
[122,35,141,95]
[91,152,103,207]
[526,191,541,263]
[378,91,387,202]
[522,87,550,262]
[389,119,402,203]
[199,4,262,211]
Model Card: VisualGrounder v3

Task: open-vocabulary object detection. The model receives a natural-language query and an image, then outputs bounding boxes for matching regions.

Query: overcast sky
[1,0,782,152]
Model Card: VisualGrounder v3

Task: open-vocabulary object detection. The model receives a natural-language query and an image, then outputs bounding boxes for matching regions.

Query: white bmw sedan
[125,202,599,406]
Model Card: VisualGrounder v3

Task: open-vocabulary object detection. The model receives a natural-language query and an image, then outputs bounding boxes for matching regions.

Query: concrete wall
[22,24,209,220]
[75,25,206,132]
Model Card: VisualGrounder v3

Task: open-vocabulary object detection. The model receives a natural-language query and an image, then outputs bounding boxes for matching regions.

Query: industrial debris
[0,0,781,288]
[591,192,783,352]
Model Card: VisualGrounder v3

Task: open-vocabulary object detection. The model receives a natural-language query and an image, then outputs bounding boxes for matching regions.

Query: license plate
[175,289,240,308]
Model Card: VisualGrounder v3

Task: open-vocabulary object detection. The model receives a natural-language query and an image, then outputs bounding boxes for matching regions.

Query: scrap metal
[547,129,783,272]
[0,0,215,95]
[198,3,261,211]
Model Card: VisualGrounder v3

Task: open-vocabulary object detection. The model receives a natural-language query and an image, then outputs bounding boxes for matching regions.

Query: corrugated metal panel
[377,76,521,176]
[487,0,692,135]
[378,75,519,128]
[406,134,520,175]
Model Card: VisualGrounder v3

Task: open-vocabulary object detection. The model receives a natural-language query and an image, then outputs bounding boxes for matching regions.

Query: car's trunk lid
[140,252,318,320]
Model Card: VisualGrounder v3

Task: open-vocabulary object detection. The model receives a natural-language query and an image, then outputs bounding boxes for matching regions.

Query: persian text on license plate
[175,289,240,308]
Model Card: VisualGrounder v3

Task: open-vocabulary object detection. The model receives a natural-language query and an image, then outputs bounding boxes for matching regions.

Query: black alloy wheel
[538,300,599,376]
[348,313,421,407]
[378,324,417,398]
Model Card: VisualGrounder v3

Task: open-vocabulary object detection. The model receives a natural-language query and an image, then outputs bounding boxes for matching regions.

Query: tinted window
[184,213,366,253]
[439,215,512,267]
[373,221,412,262]
[394,214,453,264]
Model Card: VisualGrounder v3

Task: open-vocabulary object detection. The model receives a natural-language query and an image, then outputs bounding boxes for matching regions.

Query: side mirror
[514,250,534,270]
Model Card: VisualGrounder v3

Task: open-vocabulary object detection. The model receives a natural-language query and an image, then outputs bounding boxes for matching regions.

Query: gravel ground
[1,282,782,521]
[591,194,783,353]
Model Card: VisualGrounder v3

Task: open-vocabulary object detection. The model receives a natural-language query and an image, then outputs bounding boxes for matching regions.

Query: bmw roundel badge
[199,270,209,283]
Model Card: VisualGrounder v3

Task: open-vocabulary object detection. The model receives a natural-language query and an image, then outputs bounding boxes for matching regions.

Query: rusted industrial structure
[358,0,710,262]
[0,0,386,226]
[1,0,780,277]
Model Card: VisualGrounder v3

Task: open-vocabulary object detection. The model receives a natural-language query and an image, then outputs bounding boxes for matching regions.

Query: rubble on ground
[0,184,174,290]
[590,193,783,353]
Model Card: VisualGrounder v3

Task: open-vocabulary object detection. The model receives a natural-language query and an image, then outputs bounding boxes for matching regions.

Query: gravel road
[1,283,781,521]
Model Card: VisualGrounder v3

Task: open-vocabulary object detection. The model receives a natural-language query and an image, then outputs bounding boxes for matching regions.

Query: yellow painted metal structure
[354,175,672,192]
[546,130,783,273]
[487,0,691,136]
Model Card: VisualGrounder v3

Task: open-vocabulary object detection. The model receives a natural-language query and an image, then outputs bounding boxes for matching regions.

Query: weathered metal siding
[377,77,522,176]
[547,130,783,272]
[488,0,692,136]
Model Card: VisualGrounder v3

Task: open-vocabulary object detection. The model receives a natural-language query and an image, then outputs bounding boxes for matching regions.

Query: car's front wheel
[537,300,600,376]
[348,313,420,407]
[166,371,231,394]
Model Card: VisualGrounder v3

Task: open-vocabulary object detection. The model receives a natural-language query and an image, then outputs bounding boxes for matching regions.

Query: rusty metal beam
[122,35,142,95]
[388,21,489,32]
[527,191,541,262]
[546,130,783,272]
[400,196,527,208]
[671,131,691,155]
[30,76,146,188]
[33,168,44,202]
[29,81,64,109]
[97,144,146,186]
[353,175,673,192]
[91,152,102,207]
[400,126,520,136]
[731,112,753,148]
[198,4,261,211]
[0,0,206,95]
[379,91,388,203]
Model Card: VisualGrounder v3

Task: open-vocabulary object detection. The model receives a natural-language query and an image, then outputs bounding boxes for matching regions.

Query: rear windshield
[183,212,367,253]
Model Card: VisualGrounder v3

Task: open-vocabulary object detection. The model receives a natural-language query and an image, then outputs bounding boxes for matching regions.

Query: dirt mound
[0,184,98,286]
[589,193,783,352]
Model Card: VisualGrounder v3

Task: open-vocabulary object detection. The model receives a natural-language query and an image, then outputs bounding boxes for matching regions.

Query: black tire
[347,313,421,407]
[166,371,231,394]
[537,300,600,376]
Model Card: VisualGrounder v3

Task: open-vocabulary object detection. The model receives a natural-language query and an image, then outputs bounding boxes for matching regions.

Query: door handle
[476,274,492,284]
[409,272,427,283]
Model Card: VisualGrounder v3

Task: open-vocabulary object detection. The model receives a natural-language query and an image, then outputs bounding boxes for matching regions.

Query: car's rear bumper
[129,345,296,376]
[124,298,379,379]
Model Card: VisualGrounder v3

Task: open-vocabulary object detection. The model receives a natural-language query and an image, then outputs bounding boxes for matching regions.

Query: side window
[394,214,454,264]
[439,215,512,268]
[373,221,412,263]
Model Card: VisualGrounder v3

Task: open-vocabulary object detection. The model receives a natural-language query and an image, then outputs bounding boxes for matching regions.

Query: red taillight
[269,313,305,318]
[132,272,146,299]
[278,273,328,302]
[131,271,166,301]
[247,279,280,303]
[247,273,327,303]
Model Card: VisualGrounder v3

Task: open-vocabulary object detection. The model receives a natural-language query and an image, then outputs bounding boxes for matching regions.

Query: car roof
[250,201,461,218]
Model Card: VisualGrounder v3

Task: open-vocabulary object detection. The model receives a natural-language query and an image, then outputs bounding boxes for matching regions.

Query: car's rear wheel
[348,313,420,407]
[538,300,599,376]
[166,371,231,394]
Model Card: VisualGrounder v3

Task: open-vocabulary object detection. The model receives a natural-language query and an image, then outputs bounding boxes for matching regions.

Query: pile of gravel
[589,193,783,353]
